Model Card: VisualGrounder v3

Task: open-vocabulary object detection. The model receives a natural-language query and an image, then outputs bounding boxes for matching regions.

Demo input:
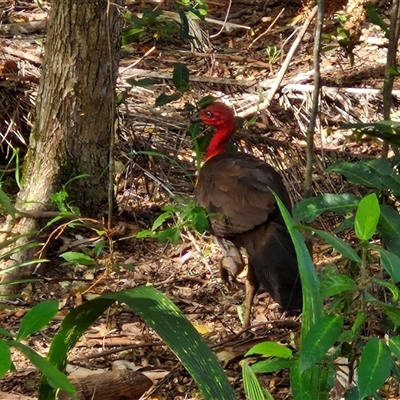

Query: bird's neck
[205,120,236,161]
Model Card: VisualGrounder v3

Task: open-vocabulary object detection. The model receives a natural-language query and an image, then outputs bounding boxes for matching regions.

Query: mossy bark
[0,0,123,292]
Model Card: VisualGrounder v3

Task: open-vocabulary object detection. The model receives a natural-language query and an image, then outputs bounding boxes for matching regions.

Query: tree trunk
[0,0,123,291]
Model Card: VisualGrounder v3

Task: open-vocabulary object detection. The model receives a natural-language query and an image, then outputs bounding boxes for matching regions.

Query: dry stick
[381,0,400,157]
[237,6,318,118]
[249,7,285,48]
[304,1,323,200]
[209,0,232,38]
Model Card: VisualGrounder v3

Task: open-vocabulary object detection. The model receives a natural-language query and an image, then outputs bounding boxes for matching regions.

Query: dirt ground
[0,0,398,399]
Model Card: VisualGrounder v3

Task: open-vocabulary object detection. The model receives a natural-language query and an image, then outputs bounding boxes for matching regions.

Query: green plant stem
[359,243,368,312]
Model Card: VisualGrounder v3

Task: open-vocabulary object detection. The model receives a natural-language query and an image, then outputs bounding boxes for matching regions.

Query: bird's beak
[190,112,202,123]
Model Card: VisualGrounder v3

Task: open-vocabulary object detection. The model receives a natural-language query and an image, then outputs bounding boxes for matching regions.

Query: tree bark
[0,0,123,291]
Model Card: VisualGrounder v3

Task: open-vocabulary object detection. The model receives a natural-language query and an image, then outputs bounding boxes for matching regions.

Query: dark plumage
[192,102,302,327]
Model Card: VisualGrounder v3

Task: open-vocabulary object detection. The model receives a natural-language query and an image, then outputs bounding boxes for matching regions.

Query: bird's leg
[244,263,260,328]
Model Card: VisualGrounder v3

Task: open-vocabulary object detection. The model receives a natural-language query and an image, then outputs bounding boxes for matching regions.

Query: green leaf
[59,251,96,266]
[371,278,399,301]
[358,338,392,399]
[354,193,380,241]
[245,341,292,359]
[121,27,145,46]
[272,192,322,333]
[152,211,172,230]
[367,295,400,330]
[326,161,382,189]
[293,194,359,223]
[251,358,294,373]
[371,246,400,283]
[320,275,359,298]
[126,77,157,87]
[16,301,59,341]
[0,340,11,377]
[300,315,343,372]
[0,328,13,338]
[13,341,76,397]
[377,205,400,258]
[361,157,393,176]
[334,215,355,234]
[242,361,267,400]
[307,227,361,263]
[172,63,190,92]
[389,337,400,362]
[155,92,182,106]
[191,206,209,233]
[365,4,389,38]
[0,188,18,218]
[157,227,181,244]
[197,95,216,109]
[104,288,236,399]
[290,361,312,400]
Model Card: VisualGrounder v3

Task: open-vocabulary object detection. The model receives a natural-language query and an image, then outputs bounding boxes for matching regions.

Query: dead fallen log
[57,369,153,400]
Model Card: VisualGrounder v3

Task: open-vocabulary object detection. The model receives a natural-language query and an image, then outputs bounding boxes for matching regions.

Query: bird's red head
[192,102,237,161]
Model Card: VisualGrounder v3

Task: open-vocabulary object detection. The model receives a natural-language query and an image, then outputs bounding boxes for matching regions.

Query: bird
[192,102,302,327]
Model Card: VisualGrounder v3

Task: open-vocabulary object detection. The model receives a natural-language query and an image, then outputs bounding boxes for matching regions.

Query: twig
[209,0,233,38]
[283,84,400,96]
[237,5,318,118]
[119,46,156,75]
[304,1,324,201]
[2,46,43,65]
[249,7,285,48]
[382,0,400,157]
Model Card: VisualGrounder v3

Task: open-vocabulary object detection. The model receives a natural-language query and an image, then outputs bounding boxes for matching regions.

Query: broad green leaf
[367,295,400,330]
[0,328,13,338]
[126,77,157,87]
[320,275,358,298]
[157,227,180,244]
[354,193,380,241]
[326,161,382,189]
[307,227,361,263]
[272,191,323,335]
[172,63,189,92]
[0,340,11,377]
[251,358,294,373]
[40,288,236,400]
[0,188,18,218]
[334,215,355,234]
[358,338,391,399]
[377,205,400,258]
[198,95,216,109]
[245,341,292,359]
[152,211,171,230]
[380,175,400,196]
[191,206,209,233]
[371,278,399,301]
[365,4,389,37]
[371,246,400,283]
[300,315,343,372]
[242,361,266,400]
[293,194,359,223]
[16,301,59,341]
[389,337,400,361]
[13,341,76,396]
[155,92,182,106]
[361,157,393,176]
[290,361,312,400]
[121,27,145,46]
[59,251,96,266]
[351,312,367,336]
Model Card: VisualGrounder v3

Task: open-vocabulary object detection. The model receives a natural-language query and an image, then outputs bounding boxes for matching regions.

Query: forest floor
[0,0,399,399]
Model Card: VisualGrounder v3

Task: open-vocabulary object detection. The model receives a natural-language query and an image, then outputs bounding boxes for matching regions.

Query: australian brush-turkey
[192,102,302,327]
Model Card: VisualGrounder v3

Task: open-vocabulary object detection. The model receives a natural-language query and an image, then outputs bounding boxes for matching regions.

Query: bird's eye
[205,111,212,118]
